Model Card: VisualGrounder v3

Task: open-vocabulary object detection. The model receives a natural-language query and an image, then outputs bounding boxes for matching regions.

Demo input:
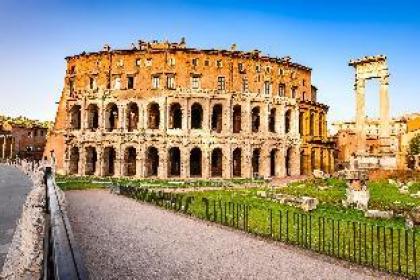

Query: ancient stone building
[45,39,333,178]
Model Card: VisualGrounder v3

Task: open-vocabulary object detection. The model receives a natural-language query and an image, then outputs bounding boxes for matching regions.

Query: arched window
[168,147,181,177]
[232,148,241,177]
[69,105,81,130]
[232,105,241,133]
[285,110,292,134]
[211,104,223,133]
[270,149,277,177]
[211,148,223,177]
[127,103,139,132]
[124,147,136,176]
[87,104,99,130]
[85,146,97,175]
[148,103,160,129]
[105,103,119,132]
[145,147,159,177]
[191,103,203,129]
[190,148,202,177]
[251,107,260,133]
[269,108,276,133]
[69,147,79,175]
[285,147,293,176]
[169,103,182,129]
[103,147,116,176]
[252,148,260,177]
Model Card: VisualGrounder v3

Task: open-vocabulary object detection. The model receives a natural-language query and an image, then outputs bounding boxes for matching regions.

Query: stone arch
[232,148,242,177]
[252,148,261,177]
[232,105,242,133]
[168,147,181,177]
[211,104,223,133]
[145,146,159,177]
[251,106,260,132]
[124,146,137,176]
[270,149,278,177]
[85,146,97,175]
[69,146,79,175]
[190,147,202,177]
[148,103,160,129]
[191,103,203,129]
[105,103,119,131]
[268,108,276,133]
[127,102,139,132]
[69,105,81,130]
[299,111,304,135]
[211,148,223,177]
[87,104,99,130]
[169,103,182,129]
[103,146,116,176]
[285,109,292,134]
[285,147,293,176]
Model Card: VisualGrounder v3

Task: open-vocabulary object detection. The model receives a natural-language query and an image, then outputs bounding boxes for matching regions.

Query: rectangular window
[204,60,210,66]
[238,63,244,72]
[216,60,222,68]
[278,84,285,97]
[217,76,225,91]
[291,87,297,98]
[256,65,261,73]
[135,59,141,66]
[69,79,74,95]
[89,77,97,90]
[145,58,152,67]
[242,78,248,92]
[264,81,271,95]
[152,76,160,89]
[113,76,121,90]
[191,76,200,89]
[192,58,198,66]
[167,57,175,66]
[167,76,175,89]
[127,76,134,89]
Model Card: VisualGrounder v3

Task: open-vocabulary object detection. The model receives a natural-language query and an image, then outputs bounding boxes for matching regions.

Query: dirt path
[65,190,401,280]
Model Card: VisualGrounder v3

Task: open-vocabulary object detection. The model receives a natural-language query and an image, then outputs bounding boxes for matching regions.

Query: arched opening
[233,105,241,133]
[191,103,203,129]
[69,147,79,175]
[148,103,160,129]
[103,147,116,176]
[285,147,293,176]
[124,146,137,176]
[127,102,139,132]
[145,147,159,177]
[211,148,223,177]
[211,104,223,133]
[232,148,242,177]
[320,149,325,173]
[311,149,316,172]
[87,104,99,130]
[285,109,292,134]
[310,112,315,136]
[251,107,260,132]
[300,151,305,175]
[270,149,277,177]
[169,103,182,129]
[269,108,276,132]
[168,147,181,177]
[318,113,324,137]
[190,148,202,177]
[252,148,260,177]
[299,112,304,135]
[105,103,119,132]
[69,105,81,130]
[85,146,97,175]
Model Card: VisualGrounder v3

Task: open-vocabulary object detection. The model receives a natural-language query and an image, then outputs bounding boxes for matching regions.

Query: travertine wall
[46,39,332,178]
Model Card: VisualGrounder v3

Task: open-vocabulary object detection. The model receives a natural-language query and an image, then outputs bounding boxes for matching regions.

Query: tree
[409,133,420,155]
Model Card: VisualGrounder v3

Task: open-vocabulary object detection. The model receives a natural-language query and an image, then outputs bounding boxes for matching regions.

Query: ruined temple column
[355,78,366,154]
[379,75,390,138]
[136,145,143,178]
[291,146,300,176]
[2,136,6,159]
[95,147,102,177]
[79,146,86,175]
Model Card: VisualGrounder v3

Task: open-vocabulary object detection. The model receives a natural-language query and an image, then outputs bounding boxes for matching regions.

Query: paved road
[0,165,32,268]
[66,190,401,280]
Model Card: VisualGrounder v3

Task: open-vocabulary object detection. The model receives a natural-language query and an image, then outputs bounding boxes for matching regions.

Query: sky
[0,0,419,124]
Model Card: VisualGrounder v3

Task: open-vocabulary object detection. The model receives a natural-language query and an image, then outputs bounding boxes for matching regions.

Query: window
[135,59,141,66]
[89,76,97,90]
[117,59,124,67]
[191,76,200,89]
[167,76,175,89]
[242,78,248,92]
[113,76,121,90]
[28,131,32,138]
[152,76,160,89]
[192,58,198,66]
[167,57,175,66]
[217,76,225,91]
[278,84,285,97]
[127,76,134,89]
[238,63,244,72]
[291,87,297,98]
[256,65,261,73]
[264,81,271,95]
[265,66,271,73]
[216,60,222,68]
[145,58,152,67]
[204,60,210,66]
[278,68,284,75]
[302,79,306,86]
[69,79,74,95]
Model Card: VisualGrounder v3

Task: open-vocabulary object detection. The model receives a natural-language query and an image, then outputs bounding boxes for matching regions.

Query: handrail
[43,167,87,280]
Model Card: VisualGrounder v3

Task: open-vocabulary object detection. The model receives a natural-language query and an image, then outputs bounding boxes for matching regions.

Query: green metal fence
[119,186,419,279]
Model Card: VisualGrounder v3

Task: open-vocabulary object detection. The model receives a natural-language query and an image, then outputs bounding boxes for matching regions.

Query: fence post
[279,210,282,242]
[413,230,417,278]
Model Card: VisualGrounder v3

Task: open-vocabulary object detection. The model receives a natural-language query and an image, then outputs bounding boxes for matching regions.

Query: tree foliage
[409,133,420,155]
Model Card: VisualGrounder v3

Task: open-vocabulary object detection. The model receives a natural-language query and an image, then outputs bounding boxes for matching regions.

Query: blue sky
[0,0,419,124]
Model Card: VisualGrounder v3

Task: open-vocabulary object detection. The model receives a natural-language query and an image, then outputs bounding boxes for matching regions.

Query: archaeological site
[45,39,334,178]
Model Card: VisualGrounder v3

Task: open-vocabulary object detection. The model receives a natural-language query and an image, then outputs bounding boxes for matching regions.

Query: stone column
[2,136,6,159]
[379,75,390,138]
[355,78,366,154]
[181,147,189,179]
[222,147,231,179]
[159,145,168,179]
[136,145,143,178]
[114,145,122,177]
[79,146,86,176]
[119,104,126,132]
[202,146,210,179]
[0,136,3,159]
[95,147,102,177]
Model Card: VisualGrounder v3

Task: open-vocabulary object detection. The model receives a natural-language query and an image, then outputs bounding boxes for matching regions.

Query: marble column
[355,78,366,154]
